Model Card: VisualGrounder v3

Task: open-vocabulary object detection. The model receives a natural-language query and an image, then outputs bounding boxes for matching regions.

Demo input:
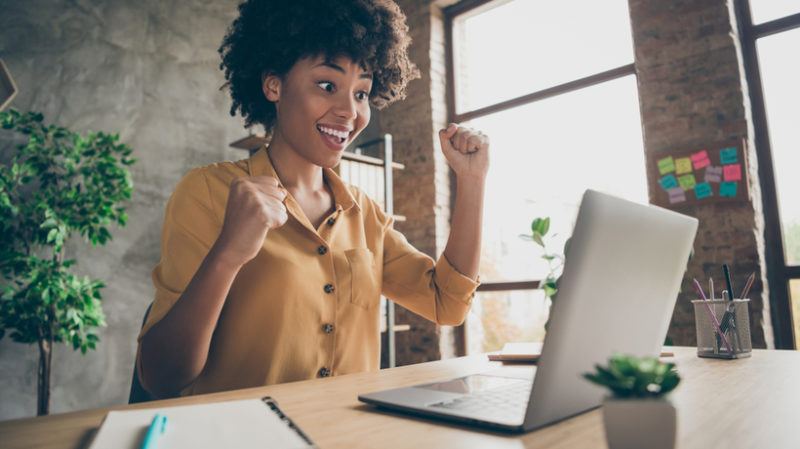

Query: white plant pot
[602,396,676,449]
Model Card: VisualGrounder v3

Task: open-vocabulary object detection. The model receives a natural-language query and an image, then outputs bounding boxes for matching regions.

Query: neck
[267,128,325,194]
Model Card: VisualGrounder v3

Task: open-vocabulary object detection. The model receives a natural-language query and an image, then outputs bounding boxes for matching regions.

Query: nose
[332,91,358,121]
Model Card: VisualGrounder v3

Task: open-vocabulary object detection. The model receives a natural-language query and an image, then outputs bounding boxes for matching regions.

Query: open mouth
[316,125,350,145]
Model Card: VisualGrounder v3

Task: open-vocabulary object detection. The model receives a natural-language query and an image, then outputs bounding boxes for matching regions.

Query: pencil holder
[691,299,752,359]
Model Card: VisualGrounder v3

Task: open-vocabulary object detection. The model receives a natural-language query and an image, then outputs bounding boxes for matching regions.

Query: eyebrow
[314,61,373,80]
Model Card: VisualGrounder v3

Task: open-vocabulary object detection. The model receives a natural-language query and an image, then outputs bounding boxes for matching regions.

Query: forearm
[140,240,245,397]
[443,177,486,280]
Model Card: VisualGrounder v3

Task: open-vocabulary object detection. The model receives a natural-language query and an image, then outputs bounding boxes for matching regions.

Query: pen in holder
[692,298,752,359]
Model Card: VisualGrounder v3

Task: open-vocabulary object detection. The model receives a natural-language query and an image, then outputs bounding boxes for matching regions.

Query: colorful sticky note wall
[695,182,713,199]
[658,156,676,175]
[675,157,693,175]
[720,147,738,164]
[656,145,743,205]
[723,163,742,181]
[720,181,738,197]
[667,187,686,204]
[660,174,678,190]
[678,174,696,190]
[691,150,711,170]
[705,165,722,183]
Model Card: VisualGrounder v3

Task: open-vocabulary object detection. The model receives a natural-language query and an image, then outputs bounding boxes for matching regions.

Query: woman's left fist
[438,123,490,181]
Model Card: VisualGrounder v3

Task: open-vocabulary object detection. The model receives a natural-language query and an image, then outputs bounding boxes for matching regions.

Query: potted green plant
[0,109,135,415]
[584,354,681,449]
[521,216,569,330]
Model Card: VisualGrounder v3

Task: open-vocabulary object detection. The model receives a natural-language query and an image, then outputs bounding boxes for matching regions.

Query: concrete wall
[0,0,244,420]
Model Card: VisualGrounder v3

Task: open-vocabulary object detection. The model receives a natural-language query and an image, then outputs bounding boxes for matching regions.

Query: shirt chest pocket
[342,248,381,309]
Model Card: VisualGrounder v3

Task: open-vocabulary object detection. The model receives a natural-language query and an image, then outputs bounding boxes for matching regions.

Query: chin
[310,149,344,170]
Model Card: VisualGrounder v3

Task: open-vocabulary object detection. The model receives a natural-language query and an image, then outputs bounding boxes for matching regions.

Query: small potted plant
[584,354,681,449]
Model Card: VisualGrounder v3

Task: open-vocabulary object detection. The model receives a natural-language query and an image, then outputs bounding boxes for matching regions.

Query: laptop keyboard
[428,379,531,423]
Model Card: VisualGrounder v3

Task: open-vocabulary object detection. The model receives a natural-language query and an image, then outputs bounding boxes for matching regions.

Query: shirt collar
[248,145,360,213]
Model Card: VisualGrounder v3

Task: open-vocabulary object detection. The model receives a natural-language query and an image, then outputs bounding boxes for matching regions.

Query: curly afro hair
[218,0,421,131]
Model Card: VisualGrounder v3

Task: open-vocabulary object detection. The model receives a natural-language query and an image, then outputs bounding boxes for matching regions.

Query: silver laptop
[358,189,698,433]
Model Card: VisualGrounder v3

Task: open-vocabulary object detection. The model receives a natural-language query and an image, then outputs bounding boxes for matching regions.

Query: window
[446,0,646,353]
[737,1,800,348]
[749,1,800,25]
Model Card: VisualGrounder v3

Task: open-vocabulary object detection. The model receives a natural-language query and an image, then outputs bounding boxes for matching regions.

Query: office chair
[128,303,155,404]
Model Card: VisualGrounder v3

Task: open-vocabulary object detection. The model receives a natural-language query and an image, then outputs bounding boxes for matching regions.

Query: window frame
[734,1,800,349]
[443,0,637,355]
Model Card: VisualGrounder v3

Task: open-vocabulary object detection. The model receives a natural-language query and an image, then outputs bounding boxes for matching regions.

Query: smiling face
[262,55,373,168]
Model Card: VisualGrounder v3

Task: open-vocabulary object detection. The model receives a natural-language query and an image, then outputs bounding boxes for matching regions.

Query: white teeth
[317,125,350,140]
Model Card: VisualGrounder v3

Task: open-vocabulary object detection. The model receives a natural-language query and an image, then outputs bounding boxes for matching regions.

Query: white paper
[89,399,311,449]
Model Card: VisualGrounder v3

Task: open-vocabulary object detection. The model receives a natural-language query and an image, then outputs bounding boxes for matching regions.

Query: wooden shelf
[229,134,267,152]
[381,323,411,333]
[228,135,405,170]
[0,59,18,111]
[340,151,405,170]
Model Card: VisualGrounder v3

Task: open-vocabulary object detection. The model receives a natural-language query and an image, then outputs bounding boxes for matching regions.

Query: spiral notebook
[89,397,315,449]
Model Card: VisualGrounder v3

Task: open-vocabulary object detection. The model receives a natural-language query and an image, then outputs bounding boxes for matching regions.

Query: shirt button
[327,217,336,226]
[318,367,331,378]
[324,284,335,294]
[317,245,328,255]
[322,323,334,334]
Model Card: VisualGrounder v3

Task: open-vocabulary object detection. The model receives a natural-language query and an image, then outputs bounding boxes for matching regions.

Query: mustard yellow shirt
[136,147,479,396]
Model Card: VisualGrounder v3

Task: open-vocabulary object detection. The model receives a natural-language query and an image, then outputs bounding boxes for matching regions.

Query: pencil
[740,273,755,299]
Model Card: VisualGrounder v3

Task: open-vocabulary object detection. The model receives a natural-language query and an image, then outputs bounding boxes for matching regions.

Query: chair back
[128,303,154,404]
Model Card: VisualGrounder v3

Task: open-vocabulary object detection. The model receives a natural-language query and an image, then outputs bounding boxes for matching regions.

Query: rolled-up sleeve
[380,215,480,326]
[138,168,221,341]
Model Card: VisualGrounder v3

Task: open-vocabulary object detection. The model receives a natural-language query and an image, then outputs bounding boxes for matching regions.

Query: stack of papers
[488,342,674,362]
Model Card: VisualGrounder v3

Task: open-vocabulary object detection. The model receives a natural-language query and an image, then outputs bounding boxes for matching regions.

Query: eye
[355,91,369,102]
[317,81,335,93]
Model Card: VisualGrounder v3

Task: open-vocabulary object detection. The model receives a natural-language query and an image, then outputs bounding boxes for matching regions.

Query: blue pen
[141,413,167,449]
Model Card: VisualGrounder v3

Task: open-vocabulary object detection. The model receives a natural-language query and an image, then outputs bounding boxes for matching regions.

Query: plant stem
[37,337,52,416]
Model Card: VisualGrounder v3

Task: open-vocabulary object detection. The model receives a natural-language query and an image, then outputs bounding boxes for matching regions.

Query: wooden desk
[1,347,798,448]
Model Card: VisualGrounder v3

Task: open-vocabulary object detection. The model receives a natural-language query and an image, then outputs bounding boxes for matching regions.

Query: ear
[262,73,281,102]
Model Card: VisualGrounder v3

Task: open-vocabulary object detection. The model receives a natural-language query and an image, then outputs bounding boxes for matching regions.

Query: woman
[137,0,490,398]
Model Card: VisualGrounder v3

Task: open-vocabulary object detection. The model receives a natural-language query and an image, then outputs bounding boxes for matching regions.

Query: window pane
[749,0,800,25]
[469,75,647,283]
[466,290,549,354]
[791,280,800,348]
[453,0,634,113]
[757,28,800,265]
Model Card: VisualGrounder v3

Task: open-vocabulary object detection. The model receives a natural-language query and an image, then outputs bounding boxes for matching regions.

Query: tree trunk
[37,338,52,416]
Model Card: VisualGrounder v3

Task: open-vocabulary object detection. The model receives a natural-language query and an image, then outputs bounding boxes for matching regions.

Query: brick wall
[378,0,464,365]
[630,0,772,347]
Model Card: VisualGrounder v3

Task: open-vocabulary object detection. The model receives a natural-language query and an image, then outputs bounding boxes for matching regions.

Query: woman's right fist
[214,175,288,267]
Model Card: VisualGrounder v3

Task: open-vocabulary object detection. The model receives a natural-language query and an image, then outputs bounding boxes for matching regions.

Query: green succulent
[583,354,681,398]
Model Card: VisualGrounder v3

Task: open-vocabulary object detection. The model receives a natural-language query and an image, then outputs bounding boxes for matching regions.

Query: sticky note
[691,150,711,170]
[659,174,679,190]
[695,182,713,199]
[720,147,738,164]
[720,181,738,197]
[678,174,696,190]
[657,156,675,175]
[705,165,722,183]
[675,157,693,175]
[667,187,686,204]
[723,163,742,181]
